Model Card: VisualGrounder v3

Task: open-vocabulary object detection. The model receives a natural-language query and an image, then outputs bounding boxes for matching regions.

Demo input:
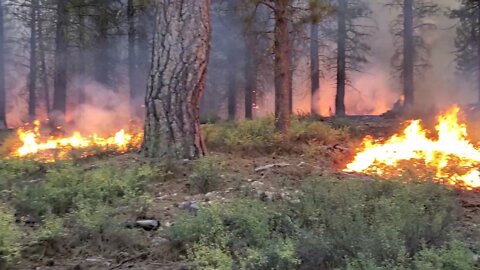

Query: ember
[12,120,143,162]
[345,106,480,189]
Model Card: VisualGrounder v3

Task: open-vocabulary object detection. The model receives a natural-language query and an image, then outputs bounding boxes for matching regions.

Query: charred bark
[274,0,291,133]
[0,1,6,128]
[142,0,211,159]
[310,22,319,115]
[28,0,38,120]
[52,0,68,116]
[403,0,415,109]
[335,0,347,116]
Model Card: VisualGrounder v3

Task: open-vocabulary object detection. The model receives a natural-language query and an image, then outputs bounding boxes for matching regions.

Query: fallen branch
[254,162,291,173]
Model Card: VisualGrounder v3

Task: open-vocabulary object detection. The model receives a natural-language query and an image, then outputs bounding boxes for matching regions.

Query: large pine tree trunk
[28,0,38,120]
[310,22,319,115]
[142,0,211,159]
[335,0,347,116]
[0,1,6,128]
[403,0,415,109]
[274,0,291,133]
[52,0,68,116]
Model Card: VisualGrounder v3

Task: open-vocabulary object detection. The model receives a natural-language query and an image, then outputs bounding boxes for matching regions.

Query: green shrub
[413,242,476,270]
[189,157,224,194]
[0,159,43,192]
[14,162,154,218]
[291,176,461,269]
[0,205,21,265]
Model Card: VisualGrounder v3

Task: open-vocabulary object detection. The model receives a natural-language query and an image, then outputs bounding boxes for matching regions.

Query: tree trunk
[244,36,257,119]
[94,3,110,86]
[77,7,86,104]
[335,0,347,116]
[274,0,291,133]
[142,0,211,159]
[127,0,137,102]
[477,5,480,103]
[28,0,38,120]
[38,6,50,114]
[0,1,6,128]
[227,50,236,120]
[403,0,415,109]
[310,22,319,115]
[52,0,68,116]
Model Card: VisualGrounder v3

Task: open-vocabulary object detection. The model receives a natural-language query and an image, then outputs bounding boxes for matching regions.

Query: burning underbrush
[6,120,143,162]
[345,106,480,190]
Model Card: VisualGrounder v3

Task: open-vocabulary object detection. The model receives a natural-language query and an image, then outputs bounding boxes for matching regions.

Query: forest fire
[345,106,480,190]
[12,120,143,162]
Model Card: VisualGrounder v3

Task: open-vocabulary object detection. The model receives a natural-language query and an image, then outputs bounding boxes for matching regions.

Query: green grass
[203,117,349,154]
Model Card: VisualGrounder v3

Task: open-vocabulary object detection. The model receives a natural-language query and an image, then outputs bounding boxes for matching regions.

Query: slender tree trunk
[335,0,347,116]
[227,50,236,120]
[94,3,110,86]
[477,6,480,103]
[77,8,86,104]
[310,22,319,115]
[38,8,50,114]
[403,0,415,109]
[0,1,6,128]
[53,0,68,116]
[274,0,291,133]
[142,0,211,159]
[244,36,257,119]
[127,0,137,102]
[28,0,38,120]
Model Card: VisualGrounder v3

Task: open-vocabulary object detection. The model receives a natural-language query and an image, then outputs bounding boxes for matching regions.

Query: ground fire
[12,120,143,162]
[345,106,480,190]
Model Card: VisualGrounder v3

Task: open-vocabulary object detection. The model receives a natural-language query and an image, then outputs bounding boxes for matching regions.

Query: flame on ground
[344,106,480,190]
[13,120,143,162]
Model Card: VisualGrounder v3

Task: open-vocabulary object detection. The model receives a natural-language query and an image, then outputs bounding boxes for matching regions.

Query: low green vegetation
[189,156,225,194]
[170,176,476,270]
[203,117,349,154]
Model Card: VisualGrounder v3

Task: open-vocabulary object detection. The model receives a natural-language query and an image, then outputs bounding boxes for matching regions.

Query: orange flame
[345,106,480,189]
[14,120,143,162]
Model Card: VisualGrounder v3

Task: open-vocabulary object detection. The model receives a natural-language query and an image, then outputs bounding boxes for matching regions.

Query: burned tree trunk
[335,0,347,116]
[403,0,415,109]
[142,0,211,159]
[227,63,236,120]
[310,22,319,115]
[274,0,292,133]
[0,1,6,128]
[53,0,68,116]
[28,0,38,120]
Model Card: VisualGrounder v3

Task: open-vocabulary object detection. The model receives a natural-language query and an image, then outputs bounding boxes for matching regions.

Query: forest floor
[1,115,480,269]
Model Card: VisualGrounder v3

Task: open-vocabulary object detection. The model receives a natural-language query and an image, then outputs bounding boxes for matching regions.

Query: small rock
[180,201,200,215]
[246,178,253,182]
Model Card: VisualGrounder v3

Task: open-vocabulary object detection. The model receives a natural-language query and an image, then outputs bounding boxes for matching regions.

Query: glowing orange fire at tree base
[344,106,480,190]
[13,120,143,162]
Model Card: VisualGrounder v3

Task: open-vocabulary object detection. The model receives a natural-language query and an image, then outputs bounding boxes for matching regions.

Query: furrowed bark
[53,0,68,116]
[335,0,347,116]
[142,0,211,159]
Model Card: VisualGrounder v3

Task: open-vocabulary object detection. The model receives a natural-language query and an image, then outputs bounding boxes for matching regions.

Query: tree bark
[127,0,137,102]
[335,0,347,116]
[52,0,68,116]
[244,35,257,119]
[310,22,319,115]
[0,1,6,128]
[142,0,211,159]
[274,0,291,133]
[77,6,86,104]
[38,6,50,114]
[403,0,415,109]
[227,50,236,120]
[28,0,38,120]
[477,5,480,103]
[94,2,110,86]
